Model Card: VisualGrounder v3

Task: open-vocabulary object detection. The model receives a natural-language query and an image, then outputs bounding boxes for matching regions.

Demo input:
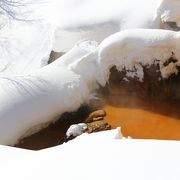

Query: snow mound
[1,129,180,180]
[1,0,180,75]
[98,29,180,83]
[74,127,123,142]
[51,0,180,52]
[0,40,99,146]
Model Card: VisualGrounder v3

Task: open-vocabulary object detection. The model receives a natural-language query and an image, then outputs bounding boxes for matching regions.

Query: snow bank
[0,145,33,161]
[0,66,88,145]
[71,127,123,142]
[1,0,180,75]
[67,29,180,85]
[98,29,180,83]
[0,129,180,180]
[0,40,99,146]
[51,0,180,52]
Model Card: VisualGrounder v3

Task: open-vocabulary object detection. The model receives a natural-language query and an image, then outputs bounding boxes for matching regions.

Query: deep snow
[0,129,180,180]
[50,0,180,52]
[0,40,99,145]
[1,0,180,75]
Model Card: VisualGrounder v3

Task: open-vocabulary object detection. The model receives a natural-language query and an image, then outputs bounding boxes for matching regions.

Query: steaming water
[105,97,180,140]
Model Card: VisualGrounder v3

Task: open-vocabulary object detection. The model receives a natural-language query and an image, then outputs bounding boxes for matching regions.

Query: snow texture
[0,129,180,180]
[0,20,54,75]
[97,29,180,83]
[1,0,180,74]
[50,0,180,52]
[66,123,87,138]
[0,40,99,145]
[0,0,55,75]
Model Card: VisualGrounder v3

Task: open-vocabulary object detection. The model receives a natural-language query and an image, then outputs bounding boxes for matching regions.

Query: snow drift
[51,0,180,52]
[1,129,180,180]
[0,40,99,146]
[1,0,180,75]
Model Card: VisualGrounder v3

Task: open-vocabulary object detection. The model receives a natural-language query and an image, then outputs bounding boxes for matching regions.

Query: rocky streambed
[15,108,111,150]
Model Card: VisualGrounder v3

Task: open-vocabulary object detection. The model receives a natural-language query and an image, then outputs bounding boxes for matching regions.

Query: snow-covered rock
[157,0,180,27]
[68,29,180,85]
[98,29,180,83]
[66,123,87,138]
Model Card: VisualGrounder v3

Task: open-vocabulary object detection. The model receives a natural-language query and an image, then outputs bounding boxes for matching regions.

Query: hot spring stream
[16,66,180,150]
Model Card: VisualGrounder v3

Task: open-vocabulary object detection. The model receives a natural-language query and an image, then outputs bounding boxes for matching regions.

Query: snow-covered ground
[0,129,180,180]
[0,40,99,145]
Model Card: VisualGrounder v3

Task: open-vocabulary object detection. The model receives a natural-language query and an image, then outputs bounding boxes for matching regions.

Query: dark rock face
[48,51,65,64]
[102,57,180,101]
[15,106,92,150]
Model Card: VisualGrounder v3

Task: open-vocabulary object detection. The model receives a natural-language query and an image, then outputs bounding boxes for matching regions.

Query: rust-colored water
[16,95,180,150]
[105,97,180,140]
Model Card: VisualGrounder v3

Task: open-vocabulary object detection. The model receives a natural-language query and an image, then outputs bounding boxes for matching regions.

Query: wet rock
[86,120,111,133]
[64,109,111,141]
[85,110,106,123]
[103,59,180,101]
